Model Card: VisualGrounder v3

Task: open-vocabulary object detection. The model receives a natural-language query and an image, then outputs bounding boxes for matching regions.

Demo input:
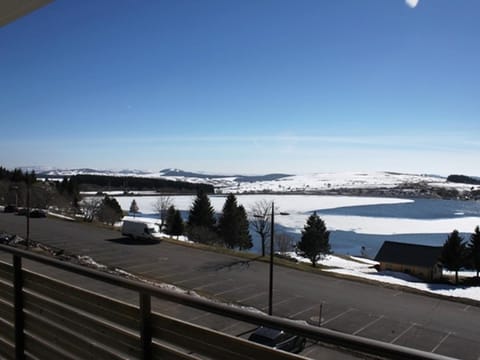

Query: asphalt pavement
[1,213,479,360]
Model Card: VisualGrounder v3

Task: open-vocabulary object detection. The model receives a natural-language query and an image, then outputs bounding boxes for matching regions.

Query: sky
[1,0,479,176]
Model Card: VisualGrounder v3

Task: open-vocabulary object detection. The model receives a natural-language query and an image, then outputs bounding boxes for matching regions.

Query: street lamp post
[253,201,288,316]
[26,181,30,248]
[268,201,274,316]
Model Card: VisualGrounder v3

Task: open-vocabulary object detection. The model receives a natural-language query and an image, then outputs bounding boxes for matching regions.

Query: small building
[374,241,443,281]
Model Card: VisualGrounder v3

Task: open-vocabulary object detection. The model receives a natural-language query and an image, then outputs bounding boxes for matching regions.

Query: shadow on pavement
[105,237,160,246]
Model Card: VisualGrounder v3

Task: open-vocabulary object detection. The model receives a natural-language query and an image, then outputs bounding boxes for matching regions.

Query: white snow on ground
[77,255,107,269]
[253,173,472,195]
[66,169,480,194]
[219,171,476,193]
[285,253,480,302]
[48,212,75,221]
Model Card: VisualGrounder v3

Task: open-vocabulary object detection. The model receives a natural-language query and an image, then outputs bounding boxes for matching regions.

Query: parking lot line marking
[235,327,259,337]
[214,284,256,297]
[289,304,318,319]
[353,315,384,335]
[392,291,403,297]
[462,305,471,312]
[269,296,299,308]
[322,308,355,326]
[238,291,267,303]
[390,323,416,344]
[158,270,197,279]
[174,274,215,285]
[431,332,452,353]
[193,278,232,290]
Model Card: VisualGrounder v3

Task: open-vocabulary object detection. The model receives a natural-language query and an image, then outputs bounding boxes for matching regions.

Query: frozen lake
[110,194,480,258]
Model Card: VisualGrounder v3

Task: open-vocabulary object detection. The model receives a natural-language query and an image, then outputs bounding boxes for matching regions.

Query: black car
[16,208,28,216]
[29,209,47,218]
[248,327,306,353]
[4,205,18,213]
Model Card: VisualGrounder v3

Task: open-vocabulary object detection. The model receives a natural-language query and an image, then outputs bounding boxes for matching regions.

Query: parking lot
[1,213,479,359]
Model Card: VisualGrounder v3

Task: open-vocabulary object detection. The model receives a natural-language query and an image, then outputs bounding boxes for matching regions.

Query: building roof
[374,241,442,268]
[0,0,53,28]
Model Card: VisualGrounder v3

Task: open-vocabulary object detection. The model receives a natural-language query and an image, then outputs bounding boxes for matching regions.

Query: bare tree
[250,200,272,257]
[152,195,173,229]
[81,197,102,222]
[275,232,294,254]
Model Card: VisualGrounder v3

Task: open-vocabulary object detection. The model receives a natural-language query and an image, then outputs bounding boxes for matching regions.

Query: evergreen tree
[98,196,123,225]
[187,190,217,244]
[237,205,253,250]
[165,205,177,234]
[441,230,466,284]
[11,168,24,182]
[218,194,240,248]
[129,199,139,217]
[187,190,216,229]
[296,212,330,267]
[217,195,252,250]
[57,177,80,209]
[468,226,480,278]
[170,210,185,236]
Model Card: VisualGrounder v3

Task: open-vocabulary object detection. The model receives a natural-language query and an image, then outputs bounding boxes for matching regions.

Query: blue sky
[1,0,479,175]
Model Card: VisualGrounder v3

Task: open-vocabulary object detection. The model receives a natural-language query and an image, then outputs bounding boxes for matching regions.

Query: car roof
[252,327,284,340]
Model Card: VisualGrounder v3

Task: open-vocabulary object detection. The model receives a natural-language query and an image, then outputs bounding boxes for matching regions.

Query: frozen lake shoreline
[107,194,480,257]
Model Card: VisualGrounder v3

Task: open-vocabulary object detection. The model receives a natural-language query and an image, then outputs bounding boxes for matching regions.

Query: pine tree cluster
[441,226,480,284]
[186,191,252,249]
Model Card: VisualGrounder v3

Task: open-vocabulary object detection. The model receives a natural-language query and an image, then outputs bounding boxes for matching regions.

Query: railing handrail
[0,243,457,360]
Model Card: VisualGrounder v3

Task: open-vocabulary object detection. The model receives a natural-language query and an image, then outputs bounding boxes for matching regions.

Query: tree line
[71,174,214,193]
[165,192,253,250]
[447,174,480,186]
[127,192,332,264]
[441,227,480,284]
[0,167,80,211]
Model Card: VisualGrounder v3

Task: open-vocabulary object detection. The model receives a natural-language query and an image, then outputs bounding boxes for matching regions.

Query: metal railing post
[13,254,25,360]
[140,292,152,360]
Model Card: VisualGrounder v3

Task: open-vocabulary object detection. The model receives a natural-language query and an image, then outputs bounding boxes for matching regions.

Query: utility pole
[268,201,274,316]
[26,181,30,248]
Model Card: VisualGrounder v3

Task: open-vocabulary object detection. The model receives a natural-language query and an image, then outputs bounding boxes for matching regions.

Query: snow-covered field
[298,254,480,303]
[45,167,480,193]
[219,171,451,193]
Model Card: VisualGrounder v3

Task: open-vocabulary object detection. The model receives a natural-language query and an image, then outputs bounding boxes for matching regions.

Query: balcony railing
[0,243,455,360]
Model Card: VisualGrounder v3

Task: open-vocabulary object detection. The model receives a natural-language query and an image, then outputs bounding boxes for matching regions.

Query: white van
[122,220,160,241]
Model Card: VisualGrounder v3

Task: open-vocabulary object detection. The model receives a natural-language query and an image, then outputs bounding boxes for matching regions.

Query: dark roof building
[375,241,443,281]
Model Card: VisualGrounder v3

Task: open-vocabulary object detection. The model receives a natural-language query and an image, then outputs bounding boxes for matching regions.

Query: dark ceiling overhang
[0,0,53,28]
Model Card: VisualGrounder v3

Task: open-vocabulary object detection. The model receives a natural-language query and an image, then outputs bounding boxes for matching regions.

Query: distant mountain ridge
[158,168,292,182]
[19,166,480,196]
[33,167,292,183]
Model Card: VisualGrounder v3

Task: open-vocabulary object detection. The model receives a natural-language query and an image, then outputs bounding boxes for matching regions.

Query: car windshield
[147,226,159,234]
[249,334,276,347]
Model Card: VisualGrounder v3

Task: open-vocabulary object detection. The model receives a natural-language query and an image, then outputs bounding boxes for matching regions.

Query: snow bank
[285,252,480,303]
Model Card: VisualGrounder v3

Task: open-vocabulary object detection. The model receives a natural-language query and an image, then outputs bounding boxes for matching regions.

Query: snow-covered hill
[27,166,480,195]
